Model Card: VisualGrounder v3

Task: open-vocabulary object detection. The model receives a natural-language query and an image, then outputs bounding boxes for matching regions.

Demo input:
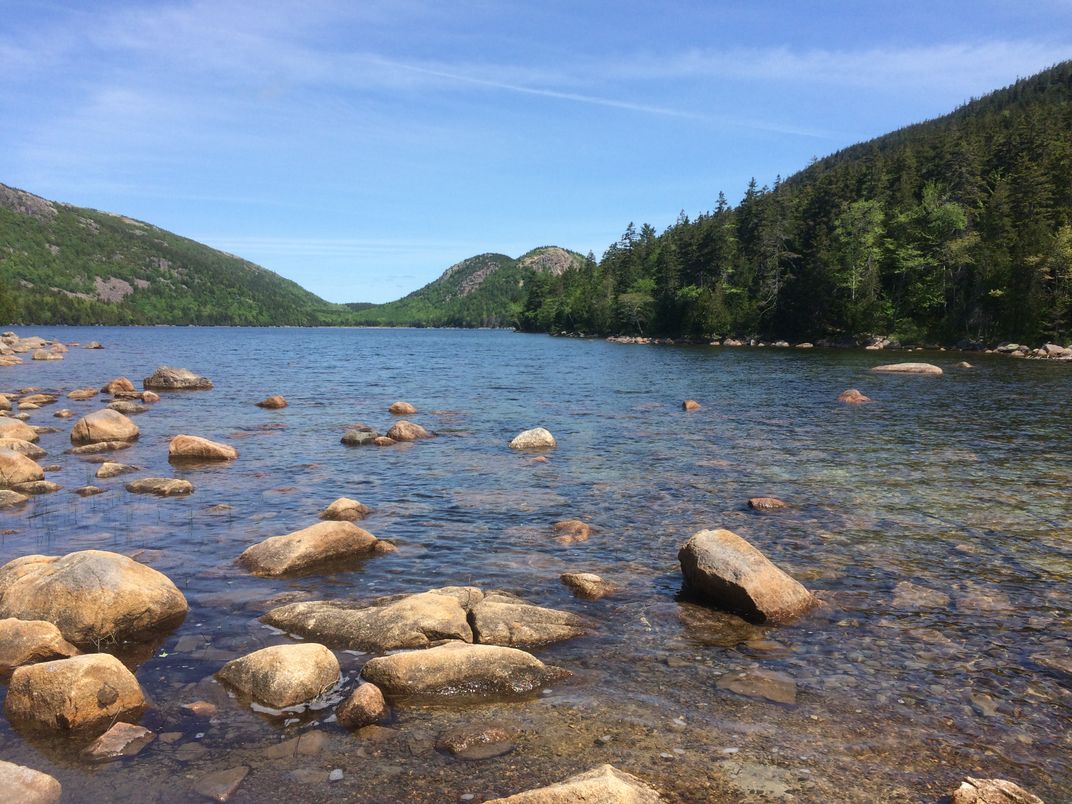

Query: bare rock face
[0,418,39,443]
[262,588,477,651]
[101,378,135,395]
[319,497,371,521]
[0,760,62,803]
[217,643,340,708]
[0,549,188,647]
[509,427,556,450]
[487,764,661,803]
[682,399,701,411]
[950,777,1043,804]
[748,497,788,511]
[143,366,213,390]
[837,389,872,404]
[125,478,193,496]
[0,451,45,489]
[336,682,389,729]
[168,434,238,462]
[4,654,146,734]
[256,394,287,409]
[871,362,943,375]
[70,409,139,445]
[388,401,417,415]
[360,642,568,700]
[0,438,46,458]
[470,594,587,648]
[386,420,433,441]
[560,572,614,599]
[0,618,79,674]
[238,521,384,577]
[678,528,817,624]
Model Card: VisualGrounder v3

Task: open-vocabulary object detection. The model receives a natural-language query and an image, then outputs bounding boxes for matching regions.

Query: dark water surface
[1,327,1069,802]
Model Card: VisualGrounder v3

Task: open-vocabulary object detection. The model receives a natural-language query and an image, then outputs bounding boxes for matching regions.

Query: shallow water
[0,327,1069,802]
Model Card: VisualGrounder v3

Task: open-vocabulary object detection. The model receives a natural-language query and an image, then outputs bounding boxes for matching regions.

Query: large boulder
[870,362,943,375]
[0,761,62,803]
[0,418,39,443]
[678,529,817,624]
[0,438,46,458]
[168,434,238,462]
[386,420,433,441]
[238,521,388,577]
[319,497,371,521]
[950,777,1043,804]
[262,588,476,651]
[0,550,188,647]
[487,765,660,803]
[216,643,340,708]
[470,594,587,647]
[361,641,568,700]
[70,409,139,445]
[0,618,79,674]
[0,451,45,489]
[4,653,146,733]
[509,428,556,450]
[143,366,213,390]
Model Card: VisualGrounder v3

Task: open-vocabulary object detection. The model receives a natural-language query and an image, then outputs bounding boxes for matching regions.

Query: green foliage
[521,61,1072,344]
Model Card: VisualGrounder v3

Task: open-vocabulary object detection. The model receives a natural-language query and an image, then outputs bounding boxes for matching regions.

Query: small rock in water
[386,420,432,441]
[716,668,797,704]
[319,497,371,521]
[256,394,288,409]
[96,462,139,479]
[143,366,213,391]
[436,722,517,761]
[508,427,556,450]
[388,400,417,415]
[126,477,194,496]
[168,434,238,462]
[74,485,105,497]
[336,682,389,729]
[83,722,155,762]
[837,388,871,404]
[892,580,950,610]
[193,766,249,802]
[553,519,591,544]
[682,399,701,411]
[747,496,788,511]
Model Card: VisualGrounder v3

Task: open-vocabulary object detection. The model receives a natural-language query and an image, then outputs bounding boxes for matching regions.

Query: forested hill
[350,246,585,327]
[521,61,1072,345]
[0,183,356,325]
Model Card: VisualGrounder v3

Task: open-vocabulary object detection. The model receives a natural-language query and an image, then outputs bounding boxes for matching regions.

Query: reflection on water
[0,327,1069,801]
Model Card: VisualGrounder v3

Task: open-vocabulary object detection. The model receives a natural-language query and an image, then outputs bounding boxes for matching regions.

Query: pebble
[328,769,343,782]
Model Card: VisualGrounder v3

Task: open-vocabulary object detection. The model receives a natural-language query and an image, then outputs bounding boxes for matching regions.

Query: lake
[0,326,1069,802]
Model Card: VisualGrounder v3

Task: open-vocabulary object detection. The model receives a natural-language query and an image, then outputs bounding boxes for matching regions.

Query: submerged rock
[336,682,389,729]
[716,668,797,704]
[388,400,417,415]
[436,722,517,760]
[837,389,871,404]
[950,777,1043,804]
[217,643,340,708]
[238,520,385,577]
[871,362,943,375]
[126,477,194,496]
[143,366,213,390]
[193,766,249,802]
[0,549,188,647]
[487,764,660,803]
[319,497,371,521]
[386,420,433,441]
[892,580,950,610]
[678,528,817,624]
[4,654,145,734]
[0,451,44,489]
[361,641,568,700]
[256,394,288,409]
[0,618,79,674]
[560,572,614,599]
[509,427,556,450]
[553,519,591,543]
[0,760,62,804]
[70,409,139,445]
[168,434,238,462]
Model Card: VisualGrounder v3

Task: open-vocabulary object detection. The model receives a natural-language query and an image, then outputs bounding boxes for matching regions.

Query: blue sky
[2,1,1071,303]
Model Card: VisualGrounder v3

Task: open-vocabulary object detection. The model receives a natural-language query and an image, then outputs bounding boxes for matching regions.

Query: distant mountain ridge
[0,182,355,326]
[349,246,586,327]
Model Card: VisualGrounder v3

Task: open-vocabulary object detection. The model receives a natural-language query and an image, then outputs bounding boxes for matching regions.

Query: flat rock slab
[470,595,587,647]
[193,766,249,802]
[716,760,794,799]
[83,722,155,762]
[126,478,194,496]
[361,641,569,701]
[0,760,61,804]
[870,362,943,375]
[238,520,386,577]
[716,668,797,704]
[488,764,660,803]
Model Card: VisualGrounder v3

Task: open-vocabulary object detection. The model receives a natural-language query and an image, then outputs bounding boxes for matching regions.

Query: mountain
[351,246,586,327]
[521,61,1072,345]
[0,183,356,326]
